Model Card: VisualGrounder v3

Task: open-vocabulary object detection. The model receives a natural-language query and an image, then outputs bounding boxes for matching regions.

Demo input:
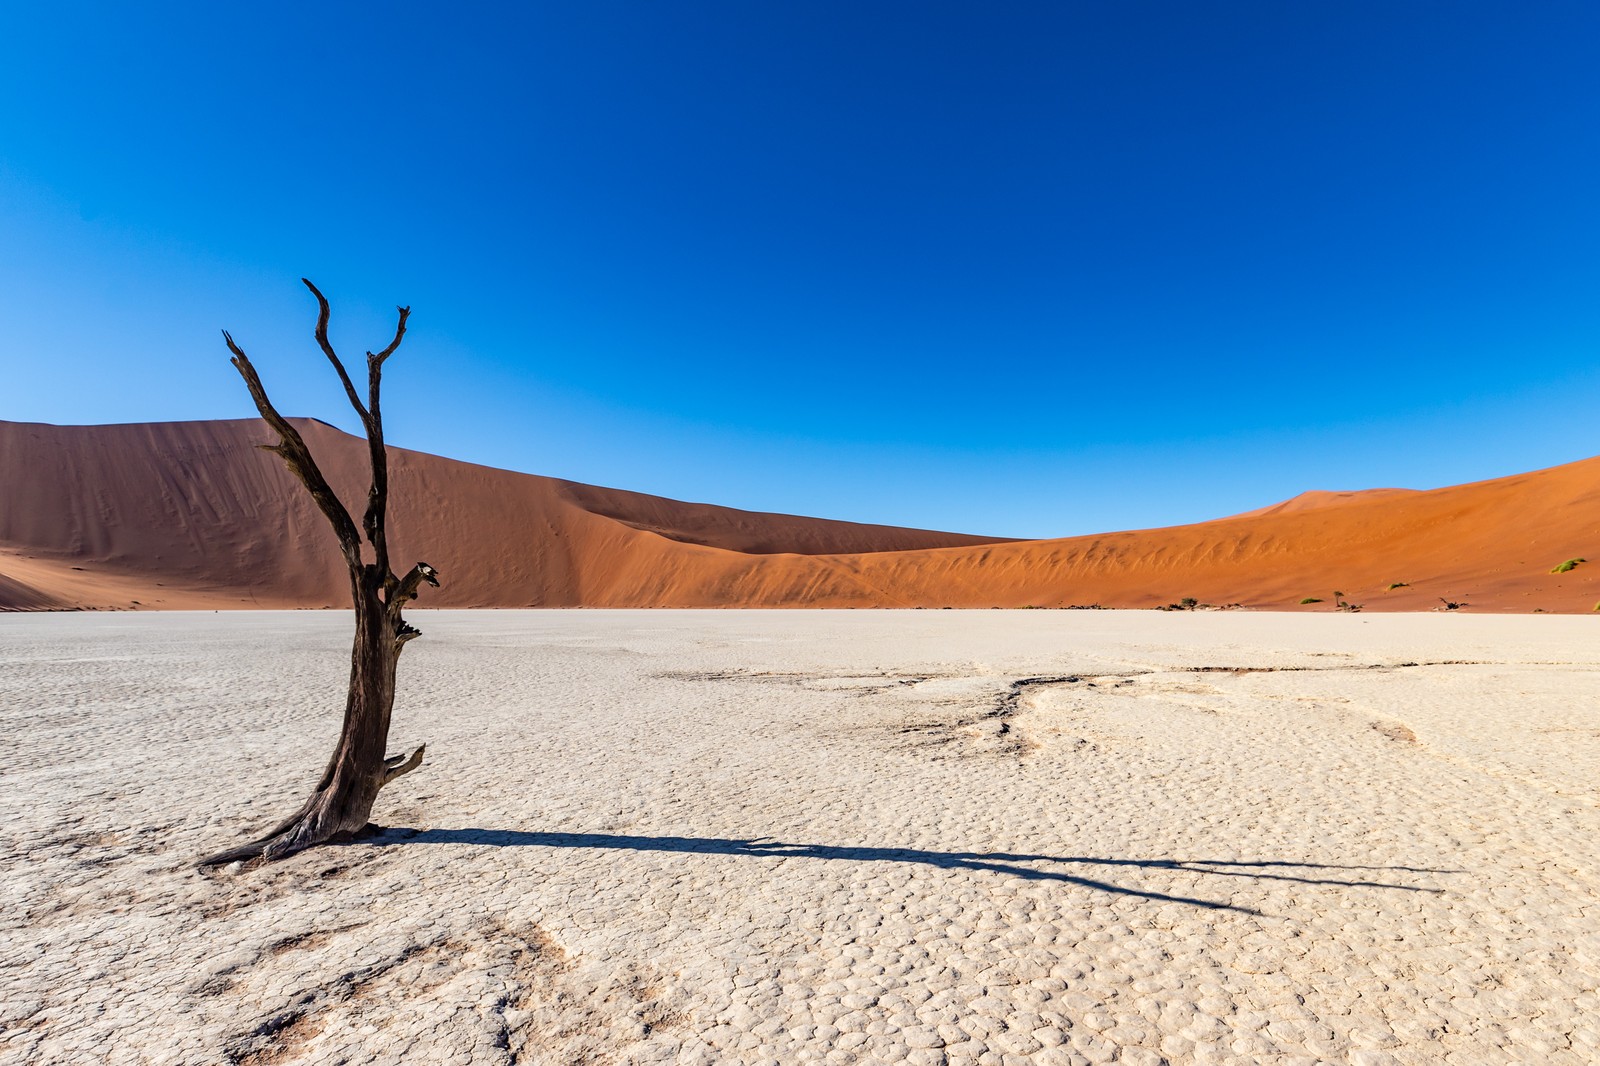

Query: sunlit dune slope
[2,418,1596,611]
[1225,487,1420,520]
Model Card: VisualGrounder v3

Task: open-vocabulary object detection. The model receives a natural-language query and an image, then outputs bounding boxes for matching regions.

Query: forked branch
[224,331,363,565]
[355,300,409,578]
[369,305,411,369]
[381,744,426,786]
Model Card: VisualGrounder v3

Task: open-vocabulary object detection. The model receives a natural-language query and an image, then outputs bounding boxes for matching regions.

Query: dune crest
[2,417,1596,612]
[1225,486,1420,520]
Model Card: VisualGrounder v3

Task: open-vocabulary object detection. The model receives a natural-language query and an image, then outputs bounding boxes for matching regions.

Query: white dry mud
[3,610,1599,1065]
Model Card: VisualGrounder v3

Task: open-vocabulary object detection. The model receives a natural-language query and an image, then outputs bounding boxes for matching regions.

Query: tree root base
[196,745,426,869]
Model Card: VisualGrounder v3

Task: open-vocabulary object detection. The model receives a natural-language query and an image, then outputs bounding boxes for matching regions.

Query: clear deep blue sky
[4,3,1598,538]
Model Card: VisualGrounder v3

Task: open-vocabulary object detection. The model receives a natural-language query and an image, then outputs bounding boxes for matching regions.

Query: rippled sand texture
[4,610,1599,1065]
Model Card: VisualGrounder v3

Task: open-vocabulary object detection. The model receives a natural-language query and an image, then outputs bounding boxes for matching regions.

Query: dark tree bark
[199,280,439,866]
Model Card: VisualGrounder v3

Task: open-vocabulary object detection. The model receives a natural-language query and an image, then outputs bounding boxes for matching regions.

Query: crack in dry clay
[902,661,1504,759]
[658,668,952,696]
[1185,659,1491,675]
[983,676,1084,754]
[893,675,1098,758]
[988,676,1084,723]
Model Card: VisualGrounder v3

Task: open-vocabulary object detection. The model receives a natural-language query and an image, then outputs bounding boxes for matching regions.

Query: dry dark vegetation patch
[1374,722,1419,744]
[224,919,572,1066]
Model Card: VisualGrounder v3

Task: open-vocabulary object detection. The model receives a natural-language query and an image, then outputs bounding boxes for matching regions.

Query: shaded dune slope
[2,418,1596,611]
[0,419,1007,610]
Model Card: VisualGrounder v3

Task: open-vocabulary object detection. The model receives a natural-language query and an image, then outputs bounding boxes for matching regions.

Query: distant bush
[1387,582,1409,591]
[1332,591,1363,613]
[1299,597,1323,604]
[1155,597,1207,611]
[1551,558,1586,574]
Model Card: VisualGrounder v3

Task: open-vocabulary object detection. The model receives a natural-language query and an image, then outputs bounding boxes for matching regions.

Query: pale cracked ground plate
[3,610,1599,1065]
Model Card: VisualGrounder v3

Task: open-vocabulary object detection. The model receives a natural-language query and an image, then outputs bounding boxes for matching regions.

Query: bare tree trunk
[200,281,437,867]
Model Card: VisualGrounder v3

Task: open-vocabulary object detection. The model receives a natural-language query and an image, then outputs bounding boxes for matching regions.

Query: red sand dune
[2,417,1597,612]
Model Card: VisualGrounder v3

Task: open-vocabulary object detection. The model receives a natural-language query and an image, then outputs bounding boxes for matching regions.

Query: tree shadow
[365,828,1456,915]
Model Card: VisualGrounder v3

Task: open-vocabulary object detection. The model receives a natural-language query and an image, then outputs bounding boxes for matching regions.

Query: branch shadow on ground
[366,829,1455,915]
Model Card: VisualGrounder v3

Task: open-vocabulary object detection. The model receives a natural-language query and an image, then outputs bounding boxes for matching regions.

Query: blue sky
[4,3,1598,538]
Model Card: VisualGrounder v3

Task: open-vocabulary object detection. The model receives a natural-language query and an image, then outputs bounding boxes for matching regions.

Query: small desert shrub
[1551,558,1586,574]
[1157,597,1207,611]
[1299,597,1322,604]
[1387,582,1409,591]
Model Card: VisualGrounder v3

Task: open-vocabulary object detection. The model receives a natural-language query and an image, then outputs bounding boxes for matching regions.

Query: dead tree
[199,279,440,866]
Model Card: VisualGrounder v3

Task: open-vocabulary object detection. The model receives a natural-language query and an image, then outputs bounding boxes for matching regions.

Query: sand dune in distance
[1,417,1596,612]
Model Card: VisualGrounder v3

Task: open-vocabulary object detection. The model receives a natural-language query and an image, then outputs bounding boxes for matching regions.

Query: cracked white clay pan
[4,609,1598,1065]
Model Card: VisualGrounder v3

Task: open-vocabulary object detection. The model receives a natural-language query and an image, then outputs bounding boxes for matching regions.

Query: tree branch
[369,305,411,368]
[361,304,408,581]
[380,744,426,786]
[224,330,363,565]
[364,391,389,575]
[392,562,440,602]
[301,278,371,426]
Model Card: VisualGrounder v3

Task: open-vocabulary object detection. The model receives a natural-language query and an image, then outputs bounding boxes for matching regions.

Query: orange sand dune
[2,418,1597,612]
